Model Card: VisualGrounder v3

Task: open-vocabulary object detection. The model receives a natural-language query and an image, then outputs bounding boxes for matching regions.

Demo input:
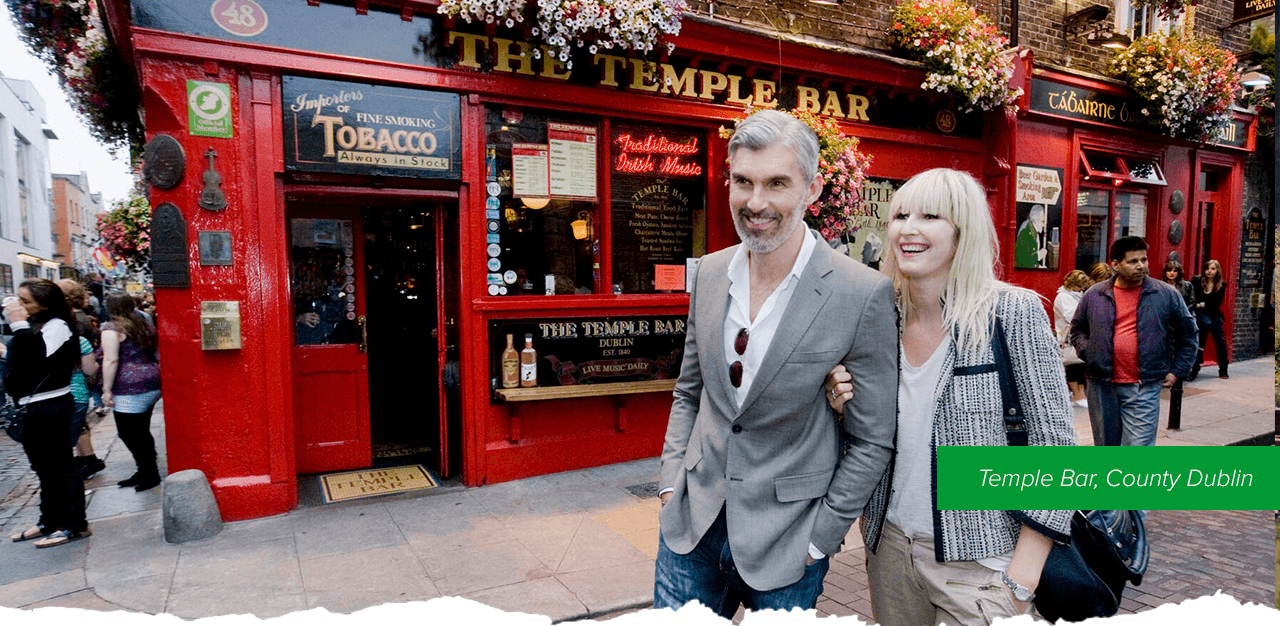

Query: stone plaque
[1167,219,1184,245]
[1169,190,1185,214]
[143,135,186,190]
[151,202,190,287]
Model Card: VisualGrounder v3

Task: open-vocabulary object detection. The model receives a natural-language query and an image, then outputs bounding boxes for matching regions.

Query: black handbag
[2,371,53,444]
[990,317,1148,622]
[0,397,22,443]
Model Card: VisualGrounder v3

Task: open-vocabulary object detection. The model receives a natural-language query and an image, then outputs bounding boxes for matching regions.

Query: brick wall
[697,0,1258,77]
[1231,151,1275,361]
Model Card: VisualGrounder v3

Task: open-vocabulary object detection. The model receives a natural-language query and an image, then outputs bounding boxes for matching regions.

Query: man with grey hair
[654,109,898,616]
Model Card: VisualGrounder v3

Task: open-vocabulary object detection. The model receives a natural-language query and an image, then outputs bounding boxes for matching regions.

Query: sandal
[10,525,52,542]
[33,528,92,549]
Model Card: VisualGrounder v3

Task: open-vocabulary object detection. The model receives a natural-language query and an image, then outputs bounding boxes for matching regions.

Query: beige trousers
[866,521,1028,626]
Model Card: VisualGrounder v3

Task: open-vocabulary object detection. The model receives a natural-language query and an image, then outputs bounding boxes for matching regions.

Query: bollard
[1166,379,1183,431]
[163,469,223,543]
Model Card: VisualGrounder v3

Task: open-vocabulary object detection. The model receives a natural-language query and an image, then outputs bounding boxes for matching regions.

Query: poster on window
[1014,165,1064,270]
[511,143,549,198]
[609,123,706,294]
[548,122,597,200]
[839,178,902,270]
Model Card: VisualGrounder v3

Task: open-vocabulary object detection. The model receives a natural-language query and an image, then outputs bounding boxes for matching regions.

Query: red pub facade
[98,0,1254,521]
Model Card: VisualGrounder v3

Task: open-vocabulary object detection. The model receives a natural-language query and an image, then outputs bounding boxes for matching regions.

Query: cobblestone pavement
[814,509,1277,621]
[0,409,110,536]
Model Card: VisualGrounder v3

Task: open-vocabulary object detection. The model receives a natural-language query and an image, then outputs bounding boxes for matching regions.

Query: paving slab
[291,502,404,560]
[461,577,587,622]
[555,559,655,615]
[417,540,552,597]
[299,544,442,613]
[0,570,88,609]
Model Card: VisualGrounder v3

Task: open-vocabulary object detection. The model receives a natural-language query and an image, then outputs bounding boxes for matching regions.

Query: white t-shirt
[887,336,1012,571]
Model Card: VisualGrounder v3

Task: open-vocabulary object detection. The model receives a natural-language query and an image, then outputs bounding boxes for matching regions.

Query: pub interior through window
[485,107,599,296]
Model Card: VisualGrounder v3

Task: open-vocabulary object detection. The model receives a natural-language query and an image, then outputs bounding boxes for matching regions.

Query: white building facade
[0,72,58,294]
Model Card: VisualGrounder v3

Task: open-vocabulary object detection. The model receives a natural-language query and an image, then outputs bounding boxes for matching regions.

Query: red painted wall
[142,58,296,521]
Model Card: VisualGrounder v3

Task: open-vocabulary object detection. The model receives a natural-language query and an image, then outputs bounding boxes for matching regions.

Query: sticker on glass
[346,312,356,320]
[488,285,500,296]
[487,243,502,257]
[486,181,502,197]
[486,196,501,211]
[487,258,501,272]
[487,220,500,233]
[503,270,517,284]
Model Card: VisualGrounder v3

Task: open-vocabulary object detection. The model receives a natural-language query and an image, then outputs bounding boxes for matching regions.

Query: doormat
[319,464,439,504]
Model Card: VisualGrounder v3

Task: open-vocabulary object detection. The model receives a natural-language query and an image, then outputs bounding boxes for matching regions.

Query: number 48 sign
[211,0,269,38]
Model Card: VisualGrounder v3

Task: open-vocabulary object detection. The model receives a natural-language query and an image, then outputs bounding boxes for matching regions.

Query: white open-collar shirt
[724,228,817,409]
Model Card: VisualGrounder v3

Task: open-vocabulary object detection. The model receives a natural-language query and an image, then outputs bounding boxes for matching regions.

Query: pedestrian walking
[100,293,163,491]
[826,168,1076,626]
[1054,270,1092,408]
[4,279,91,548]
[1069,237,1198,446]
[654,109,899,618]
[1188,259,1228,380]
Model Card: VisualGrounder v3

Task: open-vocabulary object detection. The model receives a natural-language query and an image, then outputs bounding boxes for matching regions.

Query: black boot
[118,473,142,488]
[133,471,162,492]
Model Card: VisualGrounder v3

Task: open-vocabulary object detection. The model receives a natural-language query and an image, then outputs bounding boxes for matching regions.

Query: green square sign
[187,81,232,138]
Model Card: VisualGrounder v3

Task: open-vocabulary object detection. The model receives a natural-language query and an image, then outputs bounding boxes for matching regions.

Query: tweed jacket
[659,233,899,592]
[861,289,1077,562]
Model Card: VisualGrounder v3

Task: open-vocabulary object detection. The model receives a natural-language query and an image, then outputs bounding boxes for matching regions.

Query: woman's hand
[824,364,853,412]
[102,391,115,408]
[3,298,26,323]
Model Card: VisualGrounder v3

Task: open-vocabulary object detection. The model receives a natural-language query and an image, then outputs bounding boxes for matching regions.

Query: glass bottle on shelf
[520,333,538,388]
[501,334,519,389]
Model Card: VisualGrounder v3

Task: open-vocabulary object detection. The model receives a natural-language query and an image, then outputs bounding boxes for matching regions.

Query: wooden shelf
[493,379,677,402]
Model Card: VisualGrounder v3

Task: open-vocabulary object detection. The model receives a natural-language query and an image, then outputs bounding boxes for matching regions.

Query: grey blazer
[659,235,899,592]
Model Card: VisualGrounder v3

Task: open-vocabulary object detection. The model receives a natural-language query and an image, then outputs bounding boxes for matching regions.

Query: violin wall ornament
[199,148,228,211]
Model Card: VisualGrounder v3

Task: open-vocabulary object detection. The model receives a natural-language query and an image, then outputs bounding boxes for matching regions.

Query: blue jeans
[654,506,829,618]
[1086,379,1163,446]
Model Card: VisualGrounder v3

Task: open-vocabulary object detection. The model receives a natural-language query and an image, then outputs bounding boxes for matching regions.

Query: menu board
[610,123,707,294]
[548,122,597,200]
[511,143,549,197]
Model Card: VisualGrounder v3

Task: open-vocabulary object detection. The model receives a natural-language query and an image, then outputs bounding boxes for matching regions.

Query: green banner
[935,446,1278,510]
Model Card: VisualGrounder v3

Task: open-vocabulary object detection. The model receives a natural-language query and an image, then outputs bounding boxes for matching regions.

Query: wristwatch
[1001,571,1036,602]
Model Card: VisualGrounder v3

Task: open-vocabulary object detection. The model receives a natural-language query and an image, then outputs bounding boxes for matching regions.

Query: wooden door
[289,207,371,474]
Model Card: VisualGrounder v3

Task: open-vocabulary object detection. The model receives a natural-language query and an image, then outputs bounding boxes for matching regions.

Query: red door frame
[286,185,460,477]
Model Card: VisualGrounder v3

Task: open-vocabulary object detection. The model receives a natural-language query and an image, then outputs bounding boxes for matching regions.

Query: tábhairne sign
[282,76,461,179]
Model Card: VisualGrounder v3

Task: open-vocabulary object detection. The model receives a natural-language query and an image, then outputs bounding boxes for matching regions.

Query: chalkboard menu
[610,122,707,294]
[1238,208,1266,289]
[489,316,687,389]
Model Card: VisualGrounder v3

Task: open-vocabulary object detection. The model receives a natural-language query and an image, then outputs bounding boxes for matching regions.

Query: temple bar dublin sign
[282,76,461,179]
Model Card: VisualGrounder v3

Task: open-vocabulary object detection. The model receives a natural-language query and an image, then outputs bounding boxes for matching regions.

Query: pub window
[0,264,12,294]
[1079,149,1165,186]
[1073,187,1148,272]
[609,120,707,294]
[15,131,30,246]
[485,106,598,296]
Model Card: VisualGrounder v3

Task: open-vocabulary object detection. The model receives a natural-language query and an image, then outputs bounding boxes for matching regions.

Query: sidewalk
[0,355,1274,622]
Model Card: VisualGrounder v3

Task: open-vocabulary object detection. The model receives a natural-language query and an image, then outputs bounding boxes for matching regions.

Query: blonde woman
[1054,270,1092,407]
[1188,259,1228,380]
[826,169,1076,626]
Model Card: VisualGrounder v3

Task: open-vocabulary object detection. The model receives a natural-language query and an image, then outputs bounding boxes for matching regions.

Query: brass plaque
[200,301,242,350]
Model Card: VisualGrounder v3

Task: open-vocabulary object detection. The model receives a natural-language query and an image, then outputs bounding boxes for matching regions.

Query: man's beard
[733,199,807,253]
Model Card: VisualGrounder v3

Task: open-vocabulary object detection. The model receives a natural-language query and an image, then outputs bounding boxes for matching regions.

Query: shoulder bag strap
[991,316,1028,446]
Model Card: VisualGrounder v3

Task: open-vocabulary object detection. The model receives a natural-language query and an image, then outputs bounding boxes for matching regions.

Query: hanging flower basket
[887,0,1022,112]
[719,108,874,241]
[97,196,152,275]
[4,0,142,156]
[437,0,689,69]
[1133,0,1197,20]
[1107,31,1240,141]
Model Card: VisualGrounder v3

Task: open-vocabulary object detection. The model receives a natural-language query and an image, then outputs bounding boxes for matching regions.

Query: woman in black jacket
[1188,259,1228,380]
[4,279,89,547]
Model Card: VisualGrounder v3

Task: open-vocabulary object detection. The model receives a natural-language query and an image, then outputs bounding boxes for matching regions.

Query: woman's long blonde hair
[882,168,1036,353]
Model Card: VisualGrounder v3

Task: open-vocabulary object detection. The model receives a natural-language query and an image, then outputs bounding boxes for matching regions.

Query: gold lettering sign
[447,31,875,124]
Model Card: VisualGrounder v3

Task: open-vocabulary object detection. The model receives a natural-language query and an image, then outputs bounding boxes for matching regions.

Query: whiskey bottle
[501,334,519,388]
[520,333,538,387]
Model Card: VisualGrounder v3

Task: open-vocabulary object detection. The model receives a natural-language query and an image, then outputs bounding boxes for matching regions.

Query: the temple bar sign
[282,76,461,179]
[1234,0,1274,25]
